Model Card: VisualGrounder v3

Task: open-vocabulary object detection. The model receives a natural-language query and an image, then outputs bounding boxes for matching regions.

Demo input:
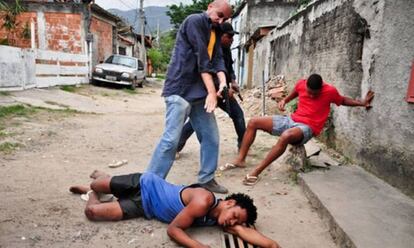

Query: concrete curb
[298,174,356,248]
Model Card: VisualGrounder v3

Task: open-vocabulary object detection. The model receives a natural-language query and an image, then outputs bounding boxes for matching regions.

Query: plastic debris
[108,159,128,168]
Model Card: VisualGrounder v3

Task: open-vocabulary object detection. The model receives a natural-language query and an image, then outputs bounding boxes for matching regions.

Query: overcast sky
[95,0,235,10]
[95,0,196,10]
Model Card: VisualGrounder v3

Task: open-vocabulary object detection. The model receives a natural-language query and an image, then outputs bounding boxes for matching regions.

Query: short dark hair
[307,74,323,90]
[225,193,257,225]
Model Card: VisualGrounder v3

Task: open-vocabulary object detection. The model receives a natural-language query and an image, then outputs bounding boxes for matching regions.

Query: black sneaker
[200,179,228,194]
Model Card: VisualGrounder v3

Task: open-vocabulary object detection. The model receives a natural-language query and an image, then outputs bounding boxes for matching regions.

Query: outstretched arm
[167,192,213,248]
[342,90,374,108]
[225,225,281,248]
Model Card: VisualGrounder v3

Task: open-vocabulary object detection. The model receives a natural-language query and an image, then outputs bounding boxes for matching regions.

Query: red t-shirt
[291,79,344,136]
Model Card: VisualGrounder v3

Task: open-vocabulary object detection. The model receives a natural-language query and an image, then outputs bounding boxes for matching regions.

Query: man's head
[306,73,323,98]
[217,193,257,227]
[207,0,232,26]
[220,22,238,48]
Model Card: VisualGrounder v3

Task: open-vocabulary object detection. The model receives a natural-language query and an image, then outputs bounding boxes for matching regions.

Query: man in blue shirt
[70,170,280,248]
[147,0,232,193]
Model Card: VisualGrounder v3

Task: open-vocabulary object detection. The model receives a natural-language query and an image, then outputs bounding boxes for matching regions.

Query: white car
[92,55,145,88]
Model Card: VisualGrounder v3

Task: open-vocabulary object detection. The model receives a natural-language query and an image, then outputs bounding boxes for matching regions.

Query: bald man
[147,0,232,194]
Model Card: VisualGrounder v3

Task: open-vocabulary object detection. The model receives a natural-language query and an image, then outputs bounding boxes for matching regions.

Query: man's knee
[247,118,260,129]
[84,205,97,221]
[280,128,303,144]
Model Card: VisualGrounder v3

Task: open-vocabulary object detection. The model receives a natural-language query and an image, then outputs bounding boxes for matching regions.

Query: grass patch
[155,74,166,79]
[0,91,11,96]
[289,171,299,184]
[0,142,21,154]
[0,130,7,138]
[122,88,137,94]
[60,85,79,93]
[0,105,36,119]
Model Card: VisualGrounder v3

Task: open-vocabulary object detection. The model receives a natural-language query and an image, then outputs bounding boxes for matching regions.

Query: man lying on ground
[70,170,280,248]
[222,73,374,186]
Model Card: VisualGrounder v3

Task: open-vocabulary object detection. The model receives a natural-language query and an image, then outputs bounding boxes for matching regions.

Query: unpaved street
[0,82,336,248]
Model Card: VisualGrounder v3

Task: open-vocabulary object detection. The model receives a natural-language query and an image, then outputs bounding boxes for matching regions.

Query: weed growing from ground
[0,142,21,154]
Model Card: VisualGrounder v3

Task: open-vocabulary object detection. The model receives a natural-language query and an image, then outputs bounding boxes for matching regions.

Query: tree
[147,48,163,74]
[166,0,212,30]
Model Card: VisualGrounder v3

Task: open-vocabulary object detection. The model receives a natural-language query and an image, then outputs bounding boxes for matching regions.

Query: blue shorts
[271,115,313,145]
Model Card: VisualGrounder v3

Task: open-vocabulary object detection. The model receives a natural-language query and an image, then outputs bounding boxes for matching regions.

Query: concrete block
[299,165,414,248]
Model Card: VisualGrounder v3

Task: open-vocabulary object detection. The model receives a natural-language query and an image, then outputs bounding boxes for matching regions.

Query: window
[119,47,126,55]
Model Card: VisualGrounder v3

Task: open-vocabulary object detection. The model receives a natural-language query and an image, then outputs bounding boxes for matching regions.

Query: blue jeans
[147,95,219,184]
[177,97,246,152]
[272,115,313,145]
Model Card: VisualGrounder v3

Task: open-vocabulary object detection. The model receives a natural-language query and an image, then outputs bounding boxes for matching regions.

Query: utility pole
[139,0,146,75]
[156,18,160,47]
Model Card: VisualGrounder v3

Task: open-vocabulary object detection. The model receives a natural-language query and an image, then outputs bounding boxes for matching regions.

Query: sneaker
[200,179,228,194]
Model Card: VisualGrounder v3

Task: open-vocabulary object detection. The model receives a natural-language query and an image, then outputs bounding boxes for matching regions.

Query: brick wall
[90,16,113,64]
[44,12,82,53]
[0,12,37,48]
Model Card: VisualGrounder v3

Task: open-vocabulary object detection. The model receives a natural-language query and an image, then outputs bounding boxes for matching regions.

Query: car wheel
[91,79,100,86]
[137,81,143,88]
[129,79,137,90]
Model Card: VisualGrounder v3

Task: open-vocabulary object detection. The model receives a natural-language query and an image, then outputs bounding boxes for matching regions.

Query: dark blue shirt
[162,12,226,102]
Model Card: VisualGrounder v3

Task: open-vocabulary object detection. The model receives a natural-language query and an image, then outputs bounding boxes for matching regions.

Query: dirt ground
[0,81,336,248]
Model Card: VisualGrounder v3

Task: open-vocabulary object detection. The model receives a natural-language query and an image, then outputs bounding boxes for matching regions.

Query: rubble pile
[238,75,288,117]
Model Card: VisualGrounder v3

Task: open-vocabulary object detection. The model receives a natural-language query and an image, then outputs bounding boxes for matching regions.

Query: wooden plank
[36,64,88,75]
[36,49,88,63]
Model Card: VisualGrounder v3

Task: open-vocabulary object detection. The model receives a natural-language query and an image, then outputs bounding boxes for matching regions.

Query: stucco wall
[246,0,297,35]
[0,45,35,90]
[253,0,414,196]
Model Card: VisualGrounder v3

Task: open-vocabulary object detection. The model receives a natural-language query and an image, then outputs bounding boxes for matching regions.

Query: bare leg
[90,170,110,179]
[231,116,273,167]
[84,191,123,221]
[249,127,304,177]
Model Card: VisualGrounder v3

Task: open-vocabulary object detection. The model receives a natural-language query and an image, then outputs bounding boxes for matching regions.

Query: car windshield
[105,55,137,68]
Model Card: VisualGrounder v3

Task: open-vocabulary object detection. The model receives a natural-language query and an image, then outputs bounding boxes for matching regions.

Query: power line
[117,0,137,10]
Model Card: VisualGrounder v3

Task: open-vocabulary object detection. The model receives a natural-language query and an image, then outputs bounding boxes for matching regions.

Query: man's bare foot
[69,185,90,194]
[219,161,246,171]
[89,170,110,179]
[231,160,246,168]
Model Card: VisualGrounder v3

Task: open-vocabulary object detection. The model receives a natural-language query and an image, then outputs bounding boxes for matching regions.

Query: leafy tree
[159,31,175,66]
[147,48,163,73]
[166,0,212,30]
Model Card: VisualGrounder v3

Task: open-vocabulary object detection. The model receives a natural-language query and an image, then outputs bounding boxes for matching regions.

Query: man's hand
[217,84,226,98]
[363,90,375,109]
[277,99,286,112]
[224,225,281,248]
[228,87,235,98]
[231,81,240,92]
[204,92,217,113]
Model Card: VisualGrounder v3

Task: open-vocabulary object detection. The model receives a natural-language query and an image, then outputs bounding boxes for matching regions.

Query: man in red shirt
[222,74,374,185]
